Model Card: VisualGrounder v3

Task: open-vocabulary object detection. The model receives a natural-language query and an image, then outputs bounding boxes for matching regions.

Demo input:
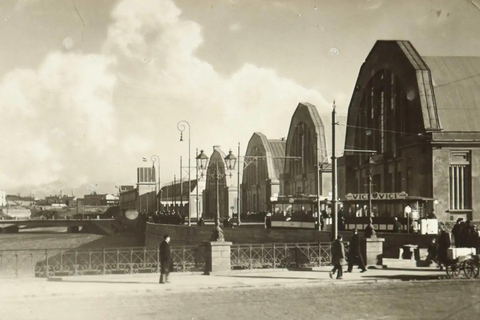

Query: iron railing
[230,242,349,270]
[0,246,205,278]
[1,242,345,277]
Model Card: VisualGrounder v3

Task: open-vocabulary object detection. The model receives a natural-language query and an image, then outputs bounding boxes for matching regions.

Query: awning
[342,192,436,202]
[160,201,189,205]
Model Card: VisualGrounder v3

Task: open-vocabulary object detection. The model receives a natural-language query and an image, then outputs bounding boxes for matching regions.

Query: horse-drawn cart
[445,248,479,279]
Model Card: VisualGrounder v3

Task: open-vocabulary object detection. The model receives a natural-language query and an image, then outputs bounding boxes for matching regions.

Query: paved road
[3,278,479,320]
[2,268,479,320]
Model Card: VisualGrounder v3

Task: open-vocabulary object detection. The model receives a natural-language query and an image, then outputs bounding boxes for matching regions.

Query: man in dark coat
[338,207,346,231]
[473,225,480,253]
[159,234,171,284]
[464,220,475,248]
[451,218,463,247]
[347,229,367,273]
[393,217,402,233]
[437,228,451,270]
[330,235,345,279]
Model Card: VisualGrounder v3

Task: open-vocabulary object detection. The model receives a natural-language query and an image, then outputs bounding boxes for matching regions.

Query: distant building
[106,194,119,206]
[137,167,157,213]
[119,188,137,211]
[43,195,74,206]
[84,193,107,206]
[203,146,238,220]
[118,167,158,214]
[158,179,204,219]
[339,40,480,221]
[0,191,6,206]
[119,185,134,193]
[241,133,286,213]
[283,102,332,199]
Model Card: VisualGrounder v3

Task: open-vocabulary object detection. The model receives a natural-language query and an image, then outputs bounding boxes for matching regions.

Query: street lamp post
[177,120,191,226]
[151,155,160,212]
[316,132,322,232]
[196,150,237,242]
[196,148,200,223]
[237,142,241,226]
[331,102,338,240]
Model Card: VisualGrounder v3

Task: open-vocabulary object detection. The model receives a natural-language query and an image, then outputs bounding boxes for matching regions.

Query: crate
[447,247,477,260]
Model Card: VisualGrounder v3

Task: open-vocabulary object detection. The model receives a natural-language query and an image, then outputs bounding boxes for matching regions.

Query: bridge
[0,218,119,234]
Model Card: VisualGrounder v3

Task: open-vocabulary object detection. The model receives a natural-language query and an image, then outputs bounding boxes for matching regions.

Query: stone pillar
[364,237,385,266]
[204,241,232,275]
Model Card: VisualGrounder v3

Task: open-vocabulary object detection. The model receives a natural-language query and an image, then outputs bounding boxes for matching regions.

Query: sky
[1,0,480,198]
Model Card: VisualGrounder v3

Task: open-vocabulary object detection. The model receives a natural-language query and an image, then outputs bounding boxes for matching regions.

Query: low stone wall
[145,223,437,259]
[379,233,437,258]
[145,223,332,247]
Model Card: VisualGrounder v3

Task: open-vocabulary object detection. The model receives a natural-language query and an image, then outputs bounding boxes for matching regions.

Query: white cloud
[0,52,117,193]
[0,0,329,197]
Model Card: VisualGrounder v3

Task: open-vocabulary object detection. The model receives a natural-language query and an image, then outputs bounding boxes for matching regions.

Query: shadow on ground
[222,275,322,281]
[48,278,160,285]
[361,274,451,281]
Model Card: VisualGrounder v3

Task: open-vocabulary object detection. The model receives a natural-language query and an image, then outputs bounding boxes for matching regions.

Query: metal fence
[230,242,349,270]
[0,242,343,278]
[0,246,205,278]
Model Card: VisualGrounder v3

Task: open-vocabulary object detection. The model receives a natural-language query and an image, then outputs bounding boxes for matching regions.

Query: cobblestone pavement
[1,269,479,320]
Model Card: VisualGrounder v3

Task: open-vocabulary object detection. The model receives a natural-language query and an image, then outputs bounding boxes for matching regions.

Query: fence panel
[1,241,345,278]
[230,242,342,270]
[1,245,205,278]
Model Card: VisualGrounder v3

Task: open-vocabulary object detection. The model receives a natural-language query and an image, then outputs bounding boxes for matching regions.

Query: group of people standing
[426,219,480,270]
[451,218,479,248]
[330,229,368,280]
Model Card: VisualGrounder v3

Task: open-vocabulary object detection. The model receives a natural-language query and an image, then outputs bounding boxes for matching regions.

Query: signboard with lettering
[345,192,407,201]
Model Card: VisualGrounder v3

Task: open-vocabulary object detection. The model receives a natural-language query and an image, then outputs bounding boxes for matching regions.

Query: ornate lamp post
[196,150,209,222]
[177,120,191,226]
[196,149,237,241]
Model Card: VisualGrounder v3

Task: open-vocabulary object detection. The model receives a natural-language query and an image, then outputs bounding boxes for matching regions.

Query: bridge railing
[230,242,349,270]
[0,246,205,278]
[0,242,344,278]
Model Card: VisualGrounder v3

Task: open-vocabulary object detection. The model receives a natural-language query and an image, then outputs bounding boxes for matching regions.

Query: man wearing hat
[451,218,464,247]
[347,229,367,273]
[330,235,346,279]
[159,234,171,284]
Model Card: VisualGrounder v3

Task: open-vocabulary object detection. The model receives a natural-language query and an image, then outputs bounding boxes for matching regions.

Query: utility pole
[180,156,183,214]
[368,156,373,218]
[331,101,338,241]
[196,148,199,223]
[237,142,241,226]
[316,132,321,231]
[344,149,377,218]
[173,175,176,211]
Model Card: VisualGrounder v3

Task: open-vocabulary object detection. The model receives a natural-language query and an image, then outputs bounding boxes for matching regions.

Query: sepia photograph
[1,0,480,319]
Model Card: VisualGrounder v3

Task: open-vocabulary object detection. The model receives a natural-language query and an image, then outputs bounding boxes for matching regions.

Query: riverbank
[0,231,142,250]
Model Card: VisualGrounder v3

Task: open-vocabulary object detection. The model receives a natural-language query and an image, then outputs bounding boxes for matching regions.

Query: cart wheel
[446,264,461,278]
[464,260,479,279]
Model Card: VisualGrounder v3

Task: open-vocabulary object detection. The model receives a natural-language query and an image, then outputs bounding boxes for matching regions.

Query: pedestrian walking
[330,235,345,279]
[159,234,171,284]
[347,229,367,273]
